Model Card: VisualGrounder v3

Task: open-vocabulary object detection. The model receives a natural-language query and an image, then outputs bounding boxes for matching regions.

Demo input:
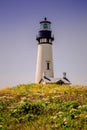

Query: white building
[35,18,71,85]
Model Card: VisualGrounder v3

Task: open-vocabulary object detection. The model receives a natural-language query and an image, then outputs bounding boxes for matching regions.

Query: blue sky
[0,0,87,87]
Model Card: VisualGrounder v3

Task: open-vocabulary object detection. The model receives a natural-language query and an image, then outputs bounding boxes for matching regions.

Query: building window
[49,39,51,43]
[43,38,47,42]
[47,62,50,70]
[40,39,42,43]
[40,38,47,43]
[40,23,51,30]
[43,23,48,29]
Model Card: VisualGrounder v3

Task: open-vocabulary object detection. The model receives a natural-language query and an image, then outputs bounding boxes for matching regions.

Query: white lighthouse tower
[35,18,54,83]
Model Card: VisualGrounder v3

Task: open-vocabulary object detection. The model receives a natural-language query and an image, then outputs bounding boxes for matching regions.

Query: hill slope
[0,84,87,130]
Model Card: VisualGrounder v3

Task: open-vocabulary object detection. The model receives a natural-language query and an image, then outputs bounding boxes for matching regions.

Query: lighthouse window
[49,39,51,43]
[47,62,50,70]
[40,38,47,43]
[43,23,48,29]
[43,38,47,42]
[40,39,42,42]
[40,23,51,30]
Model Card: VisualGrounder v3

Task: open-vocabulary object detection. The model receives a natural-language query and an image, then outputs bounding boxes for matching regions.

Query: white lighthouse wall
[35,44,54,83]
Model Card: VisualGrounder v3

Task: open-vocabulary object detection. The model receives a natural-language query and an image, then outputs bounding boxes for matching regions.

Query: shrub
[64,101,79,109]
[0,125,6,130]
[26,113,38,121]
[0,100,6,111]
[0,117,4,122]
[15,101,45,115]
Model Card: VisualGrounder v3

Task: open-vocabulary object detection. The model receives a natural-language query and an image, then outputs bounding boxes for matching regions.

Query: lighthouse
[35,18,71,84]
[35,18,54,83]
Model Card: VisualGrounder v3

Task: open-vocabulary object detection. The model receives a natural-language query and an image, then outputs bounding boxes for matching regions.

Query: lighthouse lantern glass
[40,23,51,30]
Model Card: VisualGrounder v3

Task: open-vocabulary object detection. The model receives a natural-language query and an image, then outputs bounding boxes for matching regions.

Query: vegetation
[0,84,87,130]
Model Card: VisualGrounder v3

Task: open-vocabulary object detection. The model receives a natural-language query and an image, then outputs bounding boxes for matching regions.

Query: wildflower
[63,117,67,122]
[0,125,2,128]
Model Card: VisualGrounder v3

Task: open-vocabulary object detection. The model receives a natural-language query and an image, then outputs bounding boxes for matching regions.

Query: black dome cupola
[36,17,54,44]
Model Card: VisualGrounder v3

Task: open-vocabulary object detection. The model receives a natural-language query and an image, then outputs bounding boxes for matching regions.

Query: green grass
[0,84,87,130]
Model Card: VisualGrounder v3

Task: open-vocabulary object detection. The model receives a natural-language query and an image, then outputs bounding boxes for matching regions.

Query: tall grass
[0,84,87,130]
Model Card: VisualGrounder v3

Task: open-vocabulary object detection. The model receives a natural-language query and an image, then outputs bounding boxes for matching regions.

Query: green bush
[0,100,6,111]
[0,125,6,130]
[64,101,79,109]
[26,113,38,121]
[10,101,45,117]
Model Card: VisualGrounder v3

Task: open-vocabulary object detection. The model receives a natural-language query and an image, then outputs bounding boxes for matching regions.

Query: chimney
[63,72,66,78]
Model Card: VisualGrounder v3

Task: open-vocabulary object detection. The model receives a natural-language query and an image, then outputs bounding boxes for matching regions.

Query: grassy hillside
[0,84,87,130]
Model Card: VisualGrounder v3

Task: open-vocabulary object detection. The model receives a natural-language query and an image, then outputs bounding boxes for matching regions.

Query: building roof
[39,76,71,84]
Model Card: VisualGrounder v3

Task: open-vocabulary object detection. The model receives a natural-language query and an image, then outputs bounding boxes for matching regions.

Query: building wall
[35,44,54,83]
